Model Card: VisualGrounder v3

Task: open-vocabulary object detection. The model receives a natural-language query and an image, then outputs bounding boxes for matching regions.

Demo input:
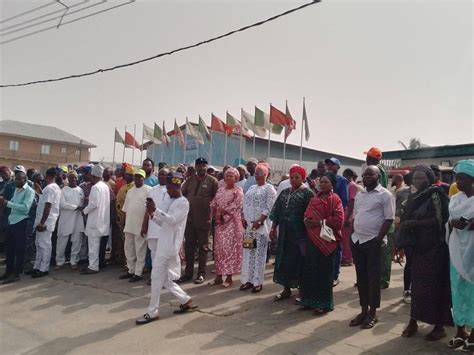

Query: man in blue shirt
[325,157,349,287]
[0,169,35,284]
[142,158,158,187]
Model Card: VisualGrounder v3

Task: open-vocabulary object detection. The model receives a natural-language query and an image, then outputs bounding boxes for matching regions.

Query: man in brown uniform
[178,157,218,284]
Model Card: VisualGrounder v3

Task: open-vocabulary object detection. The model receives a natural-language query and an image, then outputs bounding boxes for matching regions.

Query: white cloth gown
[147,196,191,317]
[241,183,277,286]
[83,181,110,271]
[56,186,85,266]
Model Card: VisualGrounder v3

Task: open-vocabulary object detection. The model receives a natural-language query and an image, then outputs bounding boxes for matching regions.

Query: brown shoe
[71,264,79,271]
[54,265,63,271]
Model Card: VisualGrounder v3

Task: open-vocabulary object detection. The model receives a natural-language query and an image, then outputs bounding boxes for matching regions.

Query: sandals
[448,337,468,349]
[361,316,378,329]
[313,308,329,316]
[207,280,223,286]
[293,297,301,305]
[239,283,253,291]
[221,282,233,288]
[251,285,263,293]
[349,313,367,327]
[173,303,198,314]
[273,291,292,302]
[425,327,446,341]
[461,340,474,352]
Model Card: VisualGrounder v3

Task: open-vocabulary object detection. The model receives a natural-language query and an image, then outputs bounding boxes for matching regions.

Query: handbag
[243,229,257,249]
[394,222,415,249]
[319,220,336,242]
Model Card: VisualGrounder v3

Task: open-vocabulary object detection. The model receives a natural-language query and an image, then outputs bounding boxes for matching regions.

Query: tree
[397,137,428,150]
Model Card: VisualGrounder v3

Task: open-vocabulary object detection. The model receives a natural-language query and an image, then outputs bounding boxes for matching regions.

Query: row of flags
[114,100,310,151]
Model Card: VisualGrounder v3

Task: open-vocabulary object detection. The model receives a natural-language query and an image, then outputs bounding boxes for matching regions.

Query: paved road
[0,260,459,354]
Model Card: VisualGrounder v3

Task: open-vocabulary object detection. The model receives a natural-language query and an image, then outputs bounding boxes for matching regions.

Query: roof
[0,120,96,148]
[382,143,474,160]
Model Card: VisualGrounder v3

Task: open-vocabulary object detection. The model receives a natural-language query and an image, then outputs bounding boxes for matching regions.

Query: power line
[1,0,322,88]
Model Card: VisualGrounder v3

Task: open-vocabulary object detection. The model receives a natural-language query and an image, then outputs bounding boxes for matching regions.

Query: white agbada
[34,183,61,230]
[447,192,474,283]
[122,184,152,235]
[147,195,190,317]
[83,181,110,238]
[58,186,85,237]
[146,185,168,240]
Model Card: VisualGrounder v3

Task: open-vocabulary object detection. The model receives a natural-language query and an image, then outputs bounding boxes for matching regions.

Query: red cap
[364,147,382,160]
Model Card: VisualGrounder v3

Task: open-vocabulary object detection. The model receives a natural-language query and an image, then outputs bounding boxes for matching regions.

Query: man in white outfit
[32,167,61,278]
[81,165,110,274]
[142,167,169,262]
[120,169,152,283]
[136,172,197,325]
[55,170,84,271]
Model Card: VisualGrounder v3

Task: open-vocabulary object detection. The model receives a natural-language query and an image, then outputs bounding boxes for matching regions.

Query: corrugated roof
[0,120,96,147]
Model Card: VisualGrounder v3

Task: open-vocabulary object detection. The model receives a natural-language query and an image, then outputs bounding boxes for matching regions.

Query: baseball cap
[364,147,382,160]
[195,157,208,165]
[13,165,26,174]
[134,169,146,178]
[324,158,341,167]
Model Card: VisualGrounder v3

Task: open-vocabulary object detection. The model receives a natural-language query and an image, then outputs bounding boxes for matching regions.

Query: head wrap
[167,172,184,186]
[322,172,338,189]
[412,165,435,185]
[453,159,474,178]
[224,167,240,181]
[247,158,258,165]
[122,163,134,175]
[255,163,270,177]
[67,170,78,178]
[237,164,247,173]
[289,165,307,180]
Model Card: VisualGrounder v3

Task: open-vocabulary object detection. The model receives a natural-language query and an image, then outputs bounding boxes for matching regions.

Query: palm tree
[397,137,427,150]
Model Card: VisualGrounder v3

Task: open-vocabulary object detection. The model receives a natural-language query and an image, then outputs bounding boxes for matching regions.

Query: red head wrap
[289,165,306,180]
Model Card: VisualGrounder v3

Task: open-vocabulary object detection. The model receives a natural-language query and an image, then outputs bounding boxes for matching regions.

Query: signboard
[186,139,197,150]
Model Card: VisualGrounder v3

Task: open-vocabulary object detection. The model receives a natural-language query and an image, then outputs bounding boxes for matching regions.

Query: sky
[1,0,472,164]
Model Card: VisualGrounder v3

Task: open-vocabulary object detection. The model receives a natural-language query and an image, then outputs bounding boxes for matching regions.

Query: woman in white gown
[240,163,276,293]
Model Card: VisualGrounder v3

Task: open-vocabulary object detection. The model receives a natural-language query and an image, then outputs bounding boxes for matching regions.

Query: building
[382,143,474,169]
[147,123,364,178]
[0,120,96,172]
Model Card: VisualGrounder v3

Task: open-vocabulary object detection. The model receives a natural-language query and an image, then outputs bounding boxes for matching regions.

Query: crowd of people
[0,150,472,352]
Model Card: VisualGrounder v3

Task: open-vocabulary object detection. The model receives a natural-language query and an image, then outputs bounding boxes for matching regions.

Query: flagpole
[172,137,176,166]
[300,97,305,165]
[267,104,271,161]
[132,124,137,166]
[122,125,126,163]
[140,124,145,163]
[239,116,243,163]
[209,131,213,165]
[161,142,164,162]
[113,127,117,164]
[183,118,188,164]
[283,100,288,172]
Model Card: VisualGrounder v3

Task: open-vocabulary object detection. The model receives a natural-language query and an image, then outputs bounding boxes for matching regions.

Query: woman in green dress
[270,165,314,301]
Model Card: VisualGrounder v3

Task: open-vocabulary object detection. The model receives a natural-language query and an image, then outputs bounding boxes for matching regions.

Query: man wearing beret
[178,157,218,284]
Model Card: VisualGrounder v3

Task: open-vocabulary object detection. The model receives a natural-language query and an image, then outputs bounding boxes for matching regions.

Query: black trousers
[403,246,413,291]
[99,236,108,268]
[6,219,28,275]
[351,238,382,308]
[184,225,210,277]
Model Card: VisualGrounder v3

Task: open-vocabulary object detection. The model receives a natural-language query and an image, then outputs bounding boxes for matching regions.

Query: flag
[211,113,227,134]
[138,141,154,151]
[302,100,310,141]
[284,102,296,140]
[114,128,124,144]
[124,131,140,149]
[255,106,283,135]
[162,121,170,146]
[226,112,252,138]
[153,123,163,144]
[241,109,266,137]
[199,115,211,141]
[270,105,288,126]
[186,118,204,144]
[143,124,155,142]
[170,119,185,147]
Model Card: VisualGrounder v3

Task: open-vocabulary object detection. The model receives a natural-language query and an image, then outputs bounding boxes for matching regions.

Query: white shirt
[122,184,152,235]
[243,183,277,236]
[146,185,169,239]
[352,184,395,244]
[152,196,189,258]
[58,186,85,237]
[34,183,61,231]
[83,181,110,238]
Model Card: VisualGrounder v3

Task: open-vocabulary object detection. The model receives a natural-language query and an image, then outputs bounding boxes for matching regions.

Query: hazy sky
[1,0,472,163]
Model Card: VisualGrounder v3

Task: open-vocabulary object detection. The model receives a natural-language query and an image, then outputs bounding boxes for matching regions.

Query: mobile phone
[459,216,468,223]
